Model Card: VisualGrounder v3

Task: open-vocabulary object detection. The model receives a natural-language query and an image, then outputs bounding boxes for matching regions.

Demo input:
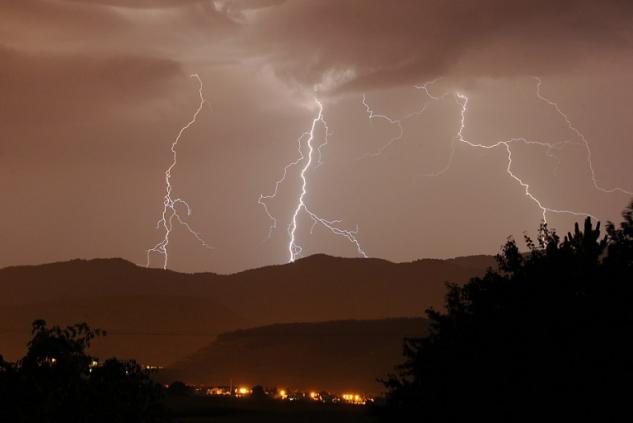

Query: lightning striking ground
[146,74,212,269]
[259,98,367,262]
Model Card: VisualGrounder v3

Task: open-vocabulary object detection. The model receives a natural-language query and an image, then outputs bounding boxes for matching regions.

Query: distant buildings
[206,386,231,396]
[192,383,373,405]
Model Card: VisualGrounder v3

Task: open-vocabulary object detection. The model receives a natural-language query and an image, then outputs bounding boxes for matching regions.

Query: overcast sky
[2,0,633,273]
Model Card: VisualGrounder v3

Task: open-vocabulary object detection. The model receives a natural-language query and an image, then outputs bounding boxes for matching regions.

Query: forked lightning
[146,74,212,269]
[259,98,367,262]
[361,77,630,224]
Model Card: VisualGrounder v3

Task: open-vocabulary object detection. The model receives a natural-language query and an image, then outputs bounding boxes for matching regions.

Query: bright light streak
[360,77,620,225]
[259,98,367,262]
[146,74,212,269]
[533,76,632,196]
[357,80,448,160]
[431,91,597,223]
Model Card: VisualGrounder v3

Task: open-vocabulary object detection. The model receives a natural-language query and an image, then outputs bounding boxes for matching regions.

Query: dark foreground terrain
[166,396,375,423]
[3,205,633,422]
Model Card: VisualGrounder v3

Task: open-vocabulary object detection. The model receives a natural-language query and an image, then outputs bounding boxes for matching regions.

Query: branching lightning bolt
[359,77,630,225]
[431,91,597,223]
[533,77,632,196]
[146,74,212,269]
[258,131,307,242]
[357,80,448,160]
[259,98,367,262]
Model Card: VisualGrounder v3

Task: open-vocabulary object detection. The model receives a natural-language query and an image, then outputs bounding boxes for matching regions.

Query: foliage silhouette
[166,381,193,397]
[0,320,166,423]
[383,200,633,422]
[251,385,269,401]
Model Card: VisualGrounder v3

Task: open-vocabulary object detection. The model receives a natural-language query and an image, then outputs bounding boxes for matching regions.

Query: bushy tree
[384,201,633,422]
[250,385,269,401]
[166,381,192,397]
[0,320,166,423]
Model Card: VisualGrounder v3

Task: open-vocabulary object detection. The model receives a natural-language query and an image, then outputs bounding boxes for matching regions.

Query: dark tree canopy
[166,381,193,397]
[384,201,633,422]
[250,385,269,401]
[0,320,166,423]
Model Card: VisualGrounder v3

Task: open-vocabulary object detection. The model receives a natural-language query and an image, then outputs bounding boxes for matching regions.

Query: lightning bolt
[430,91,597,223]
[259,98,367,262]
[146,74,212,269]
[357,80,448,160]
[533,77,632,196]
[360,77,624,225]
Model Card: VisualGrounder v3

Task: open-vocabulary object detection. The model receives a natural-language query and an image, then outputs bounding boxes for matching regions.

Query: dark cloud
[0,0,234,59]
[215,0,285,17]
[231,0,633,91]
[65,0,207,8]
[1,0,632,274]
[0,0,138,27]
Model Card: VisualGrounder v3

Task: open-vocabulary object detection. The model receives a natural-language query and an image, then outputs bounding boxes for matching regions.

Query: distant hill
[0,295,245,366]
[0,254,494,364]
[161,318,430,393]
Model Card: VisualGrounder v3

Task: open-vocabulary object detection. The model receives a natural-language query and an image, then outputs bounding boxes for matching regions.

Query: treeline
[3,201,633,422]
[382,200,633,422]
[0,321,166,422]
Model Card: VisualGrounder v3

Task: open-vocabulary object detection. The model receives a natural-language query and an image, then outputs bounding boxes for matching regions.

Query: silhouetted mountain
[162,318,429,393]
[0,254,493,364]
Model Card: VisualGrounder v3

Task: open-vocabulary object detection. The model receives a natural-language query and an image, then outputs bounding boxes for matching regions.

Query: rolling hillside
[0,254,493,364]
[162,318,430,393]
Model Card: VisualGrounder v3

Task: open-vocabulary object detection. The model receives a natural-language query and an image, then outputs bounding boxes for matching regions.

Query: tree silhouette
[250,385,269,401]
[0,320,166,422]
[383,201,633,422]
[166,381,192,397]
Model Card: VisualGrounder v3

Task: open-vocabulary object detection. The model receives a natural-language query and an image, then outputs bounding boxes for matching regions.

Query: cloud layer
[227,0,633,91]
[2,0,632,273]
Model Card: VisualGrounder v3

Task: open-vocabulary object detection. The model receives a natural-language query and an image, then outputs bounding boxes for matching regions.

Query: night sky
[2,0,633,273]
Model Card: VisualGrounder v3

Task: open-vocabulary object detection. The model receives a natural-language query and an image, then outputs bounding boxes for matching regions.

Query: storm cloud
[1,0,632,273]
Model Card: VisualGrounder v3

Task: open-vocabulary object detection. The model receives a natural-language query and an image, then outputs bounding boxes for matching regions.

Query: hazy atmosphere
[3,0,633,273]
[3,2,633,422]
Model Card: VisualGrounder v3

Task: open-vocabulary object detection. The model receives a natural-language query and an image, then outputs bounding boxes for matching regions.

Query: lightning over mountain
[259,98,367,262]
[146,74,212,270]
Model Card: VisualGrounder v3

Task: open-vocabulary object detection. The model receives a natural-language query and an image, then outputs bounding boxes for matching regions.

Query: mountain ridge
[0,252,494,276]
[0,254,495,365]
[162,317,431,393]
